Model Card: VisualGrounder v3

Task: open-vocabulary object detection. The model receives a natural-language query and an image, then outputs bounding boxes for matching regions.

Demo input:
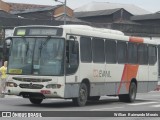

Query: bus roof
[61,25,124,35]
[13,25,158,45]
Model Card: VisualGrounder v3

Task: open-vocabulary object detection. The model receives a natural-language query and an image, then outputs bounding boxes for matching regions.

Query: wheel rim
[130,84,136,100]
[79,87,87,103]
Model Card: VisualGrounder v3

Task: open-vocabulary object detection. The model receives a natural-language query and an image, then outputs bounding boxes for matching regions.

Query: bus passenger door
[64,36,80,98]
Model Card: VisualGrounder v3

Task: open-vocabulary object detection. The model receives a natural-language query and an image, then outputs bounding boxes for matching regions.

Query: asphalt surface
[0,80,160,120]
[0,91,160,111]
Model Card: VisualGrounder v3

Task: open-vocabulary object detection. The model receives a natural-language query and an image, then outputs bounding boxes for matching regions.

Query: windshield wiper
[39,36,51,50]
[39,36,51,57]
[21,37,29,55]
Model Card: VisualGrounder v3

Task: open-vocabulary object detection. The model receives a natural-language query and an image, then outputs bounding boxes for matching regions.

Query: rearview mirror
[4,37,12,47]
[3,37,12,61]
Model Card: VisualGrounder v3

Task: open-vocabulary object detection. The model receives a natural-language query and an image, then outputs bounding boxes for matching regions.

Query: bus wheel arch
[72,79,90,106]
[119,78,137,103]
[81,79,90,96]
[131,78,137,88]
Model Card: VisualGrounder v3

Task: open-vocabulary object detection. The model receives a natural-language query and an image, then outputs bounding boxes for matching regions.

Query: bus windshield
[7,37,64,76]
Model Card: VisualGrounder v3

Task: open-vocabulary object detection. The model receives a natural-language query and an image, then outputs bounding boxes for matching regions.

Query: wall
[78,15,113,23]
[54,6,73,17]
[111,23,160,37]
[17,11,53,19]
[113,9,133,21]
[16,6,74,20]
[0,0,10,12]
[133,19,160,26]
[5,29,14,38]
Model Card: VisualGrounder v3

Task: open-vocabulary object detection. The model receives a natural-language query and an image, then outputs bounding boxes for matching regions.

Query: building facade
[0,0,10,12]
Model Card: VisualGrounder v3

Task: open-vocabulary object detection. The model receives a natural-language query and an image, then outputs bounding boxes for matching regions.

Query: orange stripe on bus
[129,37,144,43]
[117,64,139,95]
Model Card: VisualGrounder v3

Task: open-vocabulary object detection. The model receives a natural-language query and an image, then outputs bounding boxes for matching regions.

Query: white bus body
[6,25,158,106]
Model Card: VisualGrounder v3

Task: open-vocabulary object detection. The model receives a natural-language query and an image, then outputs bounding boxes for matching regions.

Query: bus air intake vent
[19,84,44,89]
[13,77,52,82]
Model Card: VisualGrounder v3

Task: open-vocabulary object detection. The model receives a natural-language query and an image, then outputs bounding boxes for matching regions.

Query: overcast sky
[3,0,160,13]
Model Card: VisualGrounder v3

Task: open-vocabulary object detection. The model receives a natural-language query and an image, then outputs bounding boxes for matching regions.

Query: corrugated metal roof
[75,8,121,18]
[11,5,61,14]
[9,2,51,12]
[131,13,160,20]
[74,2,151,15]
[0,10,18,18]
[55,14,88,23]
[0,17,62,28]
[14,11,54,19]
[0,17,89,28]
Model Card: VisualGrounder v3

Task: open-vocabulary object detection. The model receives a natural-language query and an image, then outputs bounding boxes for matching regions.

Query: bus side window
[66,40,79,74]
[128,42,138,64]
[148,45,157,65]
[66,41,69,63]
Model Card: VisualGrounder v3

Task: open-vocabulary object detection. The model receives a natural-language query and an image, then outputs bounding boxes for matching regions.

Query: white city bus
[5,25,158,106]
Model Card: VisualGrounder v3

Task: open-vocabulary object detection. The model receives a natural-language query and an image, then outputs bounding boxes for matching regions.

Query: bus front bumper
[6,85,64,98]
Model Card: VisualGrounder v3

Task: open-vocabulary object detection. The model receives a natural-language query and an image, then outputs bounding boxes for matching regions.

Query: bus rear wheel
[119,82,137,102]
[29,98,43,104]
[72,83,88,106]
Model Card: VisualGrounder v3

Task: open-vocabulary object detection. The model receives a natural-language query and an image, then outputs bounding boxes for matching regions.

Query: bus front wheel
[119,82,137,102]
[72,83,88,106]
[29,98,43,104]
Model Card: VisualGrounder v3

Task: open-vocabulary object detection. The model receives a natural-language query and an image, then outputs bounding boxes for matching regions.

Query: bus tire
[72,83,88,106]
[29,98,43,104]
[119,82,137,102]
[88,96,100,101]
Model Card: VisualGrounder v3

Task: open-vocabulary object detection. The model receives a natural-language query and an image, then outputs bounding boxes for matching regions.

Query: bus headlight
[46,84,61,89]
[6,82,18,87]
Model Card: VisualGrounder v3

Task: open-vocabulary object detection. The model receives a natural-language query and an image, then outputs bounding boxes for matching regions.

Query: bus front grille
[13,77,52,82]
[19,84,44,89]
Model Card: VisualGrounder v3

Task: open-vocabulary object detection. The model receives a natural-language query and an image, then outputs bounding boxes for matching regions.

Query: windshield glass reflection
[8,37,64,76]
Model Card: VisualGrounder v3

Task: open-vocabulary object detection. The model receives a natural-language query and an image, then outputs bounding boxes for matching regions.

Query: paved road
[0,91,160,111]
[0,91,160,120]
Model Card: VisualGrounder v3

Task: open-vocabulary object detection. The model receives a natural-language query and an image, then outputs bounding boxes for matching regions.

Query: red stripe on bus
[117,64,139,95]
[129,37,144,43]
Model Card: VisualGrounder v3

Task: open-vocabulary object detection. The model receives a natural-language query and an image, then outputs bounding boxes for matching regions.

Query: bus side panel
[64,83,79,98]
[148,62,158,92]
[137,65,148,93]
[110,64,129,95]
[64,69,80,98]
[89,83,116,96]
[79,63,108,96]
[90,64,128,96]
